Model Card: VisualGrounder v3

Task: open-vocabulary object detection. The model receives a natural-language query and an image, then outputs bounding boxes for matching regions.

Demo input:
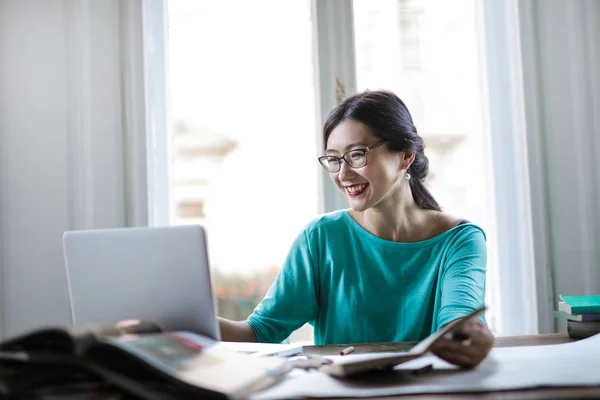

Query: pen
[340,346,354,356]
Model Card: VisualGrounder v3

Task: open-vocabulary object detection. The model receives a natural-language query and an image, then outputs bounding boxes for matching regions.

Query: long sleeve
[246,229,319,343]
[436,226,487,329]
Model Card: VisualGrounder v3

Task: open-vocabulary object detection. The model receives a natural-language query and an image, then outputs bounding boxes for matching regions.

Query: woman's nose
[338,160,356,180]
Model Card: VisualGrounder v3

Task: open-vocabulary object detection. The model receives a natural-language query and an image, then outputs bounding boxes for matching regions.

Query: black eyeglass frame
[318,140,389,173]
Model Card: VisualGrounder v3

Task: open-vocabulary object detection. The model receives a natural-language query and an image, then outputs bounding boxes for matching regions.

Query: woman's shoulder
[302,209,350,234]
[429,212,486,242]
[291,210,353,251]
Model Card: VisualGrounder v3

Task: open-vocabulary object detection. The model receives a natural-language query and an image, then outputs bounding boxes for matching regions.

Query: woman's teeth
[346,183,368,195]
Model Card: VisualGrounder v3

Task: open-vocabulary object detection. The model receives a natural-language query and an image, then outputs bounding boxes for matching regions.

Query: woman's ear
[401,152,416,171]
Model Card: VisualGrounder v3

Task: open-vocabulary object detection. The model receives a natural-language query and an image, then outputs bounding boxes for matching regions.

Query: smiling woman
[220,90,494,369]
[321,91,441,216]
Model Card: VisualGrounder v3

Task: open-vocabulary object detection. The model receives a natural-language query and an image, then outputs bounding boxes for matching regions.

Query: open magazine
[320,307,487,378]
[0,320,291,399]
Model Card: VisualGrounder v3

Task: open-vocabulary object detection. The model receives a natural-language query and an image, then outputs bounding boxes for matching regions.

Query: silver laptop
[62,225,221,340]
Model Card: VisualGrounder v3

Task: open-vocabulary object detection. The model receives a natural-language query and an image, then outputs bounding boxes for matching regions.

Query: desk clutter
[0,308,485,399]
[0,321,291,399]
[1,311,600,399]
[555,295,600,338]
[251,333,600,400]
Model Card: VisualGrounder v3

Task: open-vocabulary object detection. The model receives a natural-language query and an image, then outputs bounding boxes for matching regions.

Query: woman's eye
[350,152,364,160]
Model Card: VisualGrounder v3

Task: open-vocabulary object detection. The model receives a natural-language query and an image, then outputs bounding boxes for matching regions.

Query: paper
[222,342,304,357]
[250,333,600,399]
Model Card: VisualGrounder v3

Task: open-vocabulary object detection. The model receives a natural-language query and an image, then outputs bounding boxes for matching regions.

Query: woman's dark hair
[323,90,441,211]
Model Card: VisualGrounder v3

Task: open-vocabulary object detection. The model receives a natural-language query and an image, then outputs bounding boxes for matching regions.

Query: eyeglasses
[318,141,389,173]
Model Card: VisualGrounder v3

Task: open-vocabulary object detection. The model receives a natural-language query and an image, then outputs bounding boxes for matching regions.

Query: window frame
[312,0,359,213]
[123,0,172,228]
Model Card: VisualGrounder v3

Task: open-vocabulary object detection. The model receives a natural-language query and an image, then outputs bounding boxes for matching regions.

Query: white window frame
[312,0,358,213]
[121,0,172,228]
[129,0,543,334]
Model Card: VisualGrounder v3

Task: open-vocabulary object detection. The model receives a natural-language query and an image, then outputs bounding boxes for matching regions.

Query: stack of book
[555,295,600,338]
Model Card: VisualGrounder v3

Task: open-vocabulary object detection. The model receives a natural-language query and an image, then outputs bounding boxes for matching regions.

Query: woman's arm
[218,317,258,342]
[244,229,319,343]
[435,226,492,367]
[217,228,319,344]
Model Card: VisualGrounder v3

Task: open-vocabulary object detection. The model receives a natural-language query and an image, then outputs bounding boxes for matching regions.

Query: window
[166,0,319,342]
[398,1,423,71]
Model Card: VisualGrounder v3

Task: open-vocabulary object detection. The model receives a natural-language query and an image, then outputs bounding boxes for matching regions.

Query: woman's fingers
[464,323,495,356]
[433,338,480,360]
[431,346,478,368]
[431,323,494,368]
[450,321,494,353]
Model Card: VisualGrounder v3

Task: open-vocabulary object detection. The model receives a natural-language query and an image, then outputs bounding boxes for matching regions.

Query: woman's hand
[430,319,494,368]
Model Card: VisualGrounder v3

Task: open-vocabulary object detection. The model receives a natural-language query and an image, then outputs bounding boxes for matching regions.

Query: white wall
[0,0,130,337]
[519,0,600,333]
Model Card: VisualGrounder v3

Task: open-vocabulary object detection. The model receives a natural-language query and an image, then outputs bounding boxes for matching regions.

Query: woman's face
[325,119,410,212]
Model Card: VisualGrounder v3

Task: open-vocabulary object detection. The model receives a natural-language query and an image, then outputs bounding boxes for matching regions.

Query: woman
[219,90,494,368]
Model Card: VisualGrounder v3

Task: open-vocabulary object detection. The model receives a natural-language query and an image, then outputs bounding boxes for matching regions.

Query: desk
[300,333,600,400]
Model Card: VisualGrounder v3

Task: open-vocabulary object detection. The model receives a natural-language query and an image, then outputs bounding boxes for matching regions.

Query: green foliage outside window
[212,266,279,320]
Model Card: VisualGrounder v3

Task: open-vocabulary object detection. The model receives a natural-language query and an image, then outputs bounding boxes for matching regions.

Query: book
[0,320,291,399]
[320,307,486,378]
[567,320,600,339]
[558,295,600,314]
[554,310,600,322]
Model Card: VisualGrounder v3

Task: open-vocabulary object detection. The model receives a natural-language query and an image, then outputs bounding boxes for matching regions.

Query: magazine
[0,320,291,399]
[320,307,487,378]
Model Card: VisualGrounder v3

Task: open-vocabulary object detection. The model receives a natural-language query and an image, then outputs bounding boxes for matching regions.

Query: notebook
[320,307,486,378]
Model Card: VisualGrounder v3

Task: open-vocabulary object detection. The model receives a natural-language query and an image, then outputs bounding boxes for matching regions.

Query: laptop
[62,225,221,340]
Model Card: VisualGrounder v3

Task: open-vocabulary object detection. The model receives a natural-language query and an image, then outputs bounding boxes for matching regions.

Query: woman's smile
[344,183,369,197]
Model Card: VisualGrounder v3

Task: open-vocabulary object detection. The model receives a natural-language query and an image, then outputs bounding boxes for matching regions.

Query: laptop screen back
[63,225,221,340]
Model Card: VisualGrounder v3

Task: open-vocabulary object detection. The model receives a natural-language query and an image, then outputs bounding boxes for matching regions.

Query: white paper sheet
[222,341,304,357]
[251,333,600,399]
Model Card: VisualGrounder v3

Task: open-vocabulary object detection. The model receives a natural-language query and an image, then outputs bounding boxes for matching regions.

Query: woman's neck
[350,188,432,242]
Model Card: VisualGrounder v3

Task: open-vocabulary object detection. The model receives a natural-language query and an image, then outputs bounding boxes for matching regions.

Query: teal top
[246,210,487,345]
